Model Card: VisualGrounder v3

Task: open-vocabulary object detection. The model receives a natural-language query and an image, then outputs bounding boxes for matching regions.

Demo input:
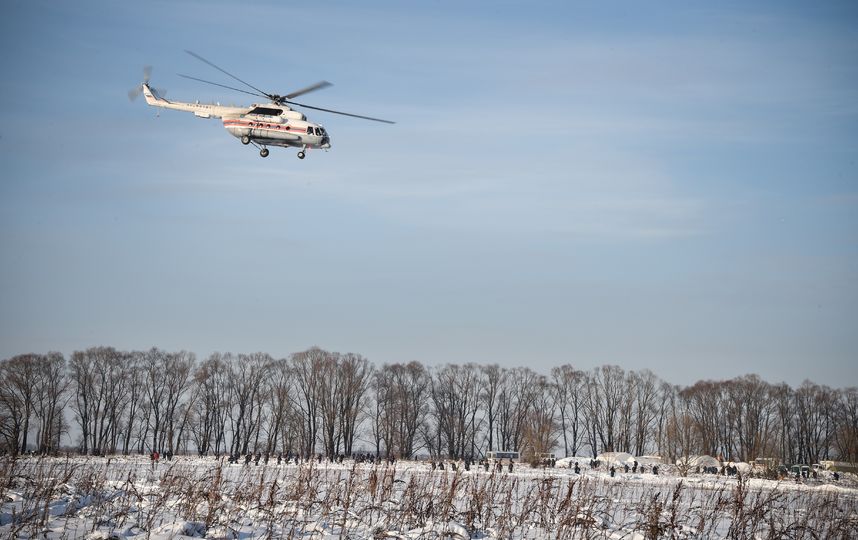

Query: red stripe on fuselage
[223,119,315,134]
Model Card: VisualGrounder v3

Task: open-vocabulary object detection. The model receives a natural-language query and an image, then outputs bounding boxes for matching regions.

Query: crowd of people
[147,449,173,468]
[143,450,844,484]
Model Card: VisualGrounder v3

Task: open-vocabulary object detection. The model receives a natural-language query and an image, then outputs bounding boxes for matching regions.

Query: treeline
[1,347,856,465]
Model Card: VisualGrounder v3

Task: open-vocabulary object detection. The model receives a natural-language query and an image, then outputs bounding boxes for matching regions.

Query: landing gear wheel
[241,135,251,145]
[260,148,269,158]
[297,151,306,160]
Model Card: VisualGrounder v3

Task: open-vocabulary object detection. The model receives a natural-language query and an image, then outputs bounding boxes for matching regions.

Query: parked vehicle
[819,461,858,474]
[486,451,519,465]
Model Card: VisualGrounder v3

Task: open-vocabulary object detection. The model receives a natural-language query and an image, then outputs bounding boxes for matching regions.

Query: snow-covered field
[2,455,856,539]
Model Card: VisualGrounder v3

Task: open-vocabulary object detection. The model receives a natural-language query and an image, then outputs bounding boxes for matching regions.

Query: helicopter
[129,51,394,158]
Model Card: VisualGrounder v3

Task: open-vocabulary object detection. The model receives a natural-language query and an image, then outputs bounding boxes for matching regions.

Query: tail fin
[142,84,168,104]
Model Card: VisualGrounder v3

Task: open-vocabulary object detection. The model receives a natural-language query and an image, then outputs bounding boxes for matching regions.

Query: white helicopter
[129,51,394,158]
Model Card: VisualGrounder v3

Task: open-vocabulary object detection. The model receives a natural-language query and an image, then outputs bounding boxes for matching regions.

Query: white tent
[726,461,752,474]
[633,455,664,466]
[555,456,589,469]
[597,452,634,465]
[676,455,721,469]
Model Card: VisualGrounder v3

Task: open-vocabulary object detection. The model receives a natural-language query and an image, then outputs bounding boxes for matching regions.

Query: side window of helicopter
[306,126,312,134]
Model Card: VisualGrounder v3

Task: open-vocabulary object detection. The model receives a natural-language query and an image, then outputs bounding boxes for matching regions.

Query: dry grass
[2,456,856,539]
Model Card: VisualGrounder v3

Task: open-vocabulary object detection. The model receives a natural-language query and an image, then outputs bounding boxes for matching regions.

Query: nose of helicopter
[321,135,331,149]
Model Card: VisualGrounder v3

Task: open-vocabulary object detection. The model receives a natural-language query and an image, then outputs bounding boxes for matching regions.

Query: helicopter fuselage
[223,109,330,151]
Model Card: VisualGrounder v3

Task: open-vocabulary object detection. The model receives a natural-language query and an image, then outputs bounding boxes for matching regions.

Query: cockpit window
[314,127,322,135]
[306,126,313,134]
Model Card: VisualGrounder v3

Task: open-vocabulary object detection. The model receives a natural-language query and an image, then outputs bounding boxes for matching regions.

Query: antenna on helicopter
[181,50,395,124]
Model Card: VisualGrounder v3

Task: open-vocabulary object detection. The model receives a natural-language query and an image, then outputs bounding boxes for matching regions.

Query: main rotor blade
[285,81,333,99]
[185,50,270,98]
[285,100,395,124]
[178,73,266,99]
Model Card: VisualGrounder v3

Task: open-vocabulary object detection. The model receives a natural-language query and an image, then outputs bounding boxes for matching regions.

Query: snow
[2,455,856,539]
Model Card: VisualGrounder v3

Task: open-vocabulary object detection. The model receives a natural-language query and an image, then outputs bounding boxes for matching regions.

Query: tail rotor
[128,66,166,101]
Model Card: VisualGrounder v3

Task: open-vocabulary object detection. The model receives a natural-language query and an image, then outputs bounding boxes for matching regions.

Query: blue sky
[1,1,856,387]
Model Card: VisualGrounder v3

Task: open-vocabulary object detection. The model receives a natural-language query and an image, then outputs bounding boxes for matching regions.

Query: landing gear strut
[260,147,269,158]
[241,135,251,145]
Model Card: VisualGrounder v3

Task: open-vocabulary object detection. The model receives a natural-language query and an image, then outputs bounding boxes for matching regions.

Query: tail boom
[141,83,245,119]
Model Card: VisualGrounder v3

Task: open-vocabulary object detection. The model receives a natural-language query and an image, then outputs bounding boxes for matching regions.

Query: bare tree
[551,364,585,457]
[680,380,724,459]
[834,387,858,463]
[373,361,430,458]
[32,352,69,454]
[292,347,326,457]
[431,363,482,459]
[793,381,836,464]
[725,375,776,461]
[630,370,659,457]
[226,352,271,455]
[653,381,676,459]
[617,372,636,452]
[69,347,129,454]
[770,383,795,464]
[371,368,392,456]
[118,352,149,455]
[318,351,341,457]
[263,357,293,454]
[163,351,195,454]
[0,356,37,454]
[584,365,626,454]
[141,347,169,453]
[496,367,540,453]
[338,353,373,456]
[481,364,506,453]
[6,355,39,453]
[191,353,232,455]
[521,376,558,461]
[660,383,697,474]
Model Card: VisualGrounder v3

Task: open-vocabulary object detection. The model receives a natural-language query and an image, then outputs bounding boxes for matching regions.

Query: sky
[1,1,856,388]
